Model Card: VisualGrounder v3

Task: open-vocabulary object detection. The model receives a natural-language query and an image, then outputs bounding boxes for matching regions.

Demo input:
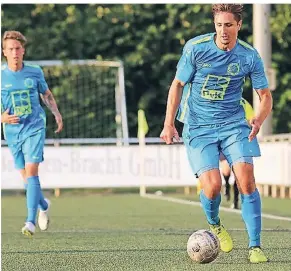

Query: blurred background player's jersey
[176,33,268,126]
[1,63,48,144]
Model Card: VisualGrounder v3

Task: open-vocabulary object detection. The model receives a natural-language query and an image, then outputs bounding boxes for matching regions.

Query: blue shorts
[182,119,260,177]
[7,129,46,169]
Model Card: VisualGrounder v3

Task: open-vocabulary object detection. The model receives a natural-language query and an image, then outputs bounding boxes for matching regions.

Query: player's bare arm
[160,78,184,144]
[40,89,63,133]
[1,109,20,124]
[248,88,273,141]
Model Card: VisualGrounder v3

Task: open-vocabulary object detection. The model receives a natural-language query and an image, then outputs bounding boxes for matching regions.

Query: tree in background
[1,4,290,137]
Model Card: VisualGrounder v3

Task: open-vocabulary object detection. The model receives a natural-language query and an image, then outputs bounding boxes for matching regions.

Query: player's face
[3,39,25,66]
[214,12,242,46]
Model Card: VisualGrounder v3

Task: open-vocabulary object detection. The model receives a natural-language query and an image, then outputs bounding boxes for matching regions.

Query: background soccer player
[1,30,63,236]
[160,4,272,263]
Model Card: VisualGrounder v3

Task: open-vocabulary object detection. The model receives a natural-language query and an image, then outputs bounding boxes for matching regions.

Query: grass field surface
[2,193,291,271]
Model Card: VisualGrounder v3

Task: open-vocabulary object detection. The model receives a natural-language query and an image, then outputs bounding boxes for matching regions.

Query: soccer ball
[187,229,220,264]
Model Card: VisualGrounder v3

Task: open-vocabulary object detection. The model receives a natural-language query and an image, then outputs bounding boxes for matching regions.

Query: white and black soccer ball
[187,229,220,264]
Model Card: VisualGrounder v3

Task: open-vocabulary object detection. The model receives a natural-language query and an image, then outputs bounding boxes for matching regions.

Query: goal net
[28,60,129,144]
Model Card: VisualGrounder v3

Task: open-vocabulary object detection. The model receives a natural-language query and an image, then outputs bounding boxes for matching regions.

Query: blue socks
[26,176,48,225]
[241,189,261,247]
[199,187,261,248]
[38,189,48,212]
[24,179,48,212]
[26,176,41,224]
[200,190,221,225]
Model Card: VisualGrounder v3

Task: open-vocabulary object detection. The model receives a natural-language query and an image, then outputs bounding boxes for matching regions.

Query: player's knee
[203,187,221,199]
[200,169,222,199]
[239,181,256,195]
[25,163,39,178]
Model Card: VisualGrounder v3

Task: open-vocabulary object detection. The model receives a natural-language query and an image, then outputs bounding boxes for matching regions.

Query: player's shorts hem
[25,159,44,164]
[196,165,220,178]
[15,164,25,170]
[230,156,254,168]
[14,158,43,169]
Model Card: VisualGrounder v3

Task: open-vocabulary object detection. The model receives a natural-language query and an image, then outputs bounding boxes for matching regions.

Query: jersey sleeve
[249,50,269,90]
[38,68,49,94]
[175,42,196,84]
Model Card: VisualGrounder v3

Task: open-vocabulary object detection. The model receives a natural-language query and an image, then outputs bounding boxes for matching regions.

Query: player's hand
[54,113,63,133]
[1,109,19,124]
[160,124,180,144]
[248,117,261,142]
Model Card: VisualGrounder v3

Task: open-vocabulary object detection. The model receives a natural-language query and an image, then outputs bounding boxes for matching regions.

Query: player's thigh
[22,129,46,165]
[232,160,256,194]
[7,142,25,170]
[183,125,220,178]
[220,120,261,167]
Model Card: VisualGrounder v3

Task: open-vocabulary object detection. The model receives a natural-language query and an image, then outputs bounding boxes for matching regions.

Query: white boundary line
[2,227,291,235]
[142,194,291,222]
[3,228,291,234]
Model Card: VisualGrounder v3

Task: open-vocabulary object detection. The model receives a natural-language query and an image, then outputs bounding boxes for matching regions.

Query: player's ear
[237,20,242,31]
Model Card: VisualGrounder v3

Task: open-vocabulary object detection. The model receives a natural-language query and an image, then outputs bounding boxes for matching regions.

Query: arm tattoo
[41,92,60,116]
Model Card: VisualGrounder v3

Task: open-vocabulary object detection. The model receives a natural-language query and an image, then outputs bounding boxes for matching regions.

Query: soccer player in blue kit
[1,31,63,236]
[160,4,272,263]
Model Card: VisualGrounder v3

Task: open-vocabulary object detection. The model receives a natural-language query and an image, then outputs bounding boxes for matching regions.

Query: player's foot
[249,247,269,263]
[21,222,35,237]
[209,222,233,252]
[38,198,50,231]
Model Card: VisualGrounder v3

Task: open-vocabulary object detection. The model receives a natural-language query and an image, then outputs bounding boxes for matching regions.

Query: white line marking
[3,228,290,234]
[142,194,291,222]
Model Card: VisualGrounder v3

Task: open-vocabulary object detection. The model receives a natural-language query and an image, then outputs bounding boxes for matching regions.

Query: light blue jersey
[176,33,268,125]
[1,63,48,144]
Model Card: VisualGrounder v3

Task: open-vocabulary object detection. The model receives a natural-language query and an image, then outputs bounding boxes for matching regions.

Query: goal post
[25,59,129,145]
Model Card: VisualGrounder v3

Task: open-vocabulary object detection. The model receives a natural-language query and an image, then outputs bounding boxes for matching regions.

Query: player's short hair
[2,30,27,49]
[212,4,243,22]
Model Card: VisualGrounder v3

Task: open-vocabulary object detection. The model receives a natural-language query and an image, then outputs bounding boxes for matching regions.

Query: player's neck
[7,61,23,72]
[214,35,237,51]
